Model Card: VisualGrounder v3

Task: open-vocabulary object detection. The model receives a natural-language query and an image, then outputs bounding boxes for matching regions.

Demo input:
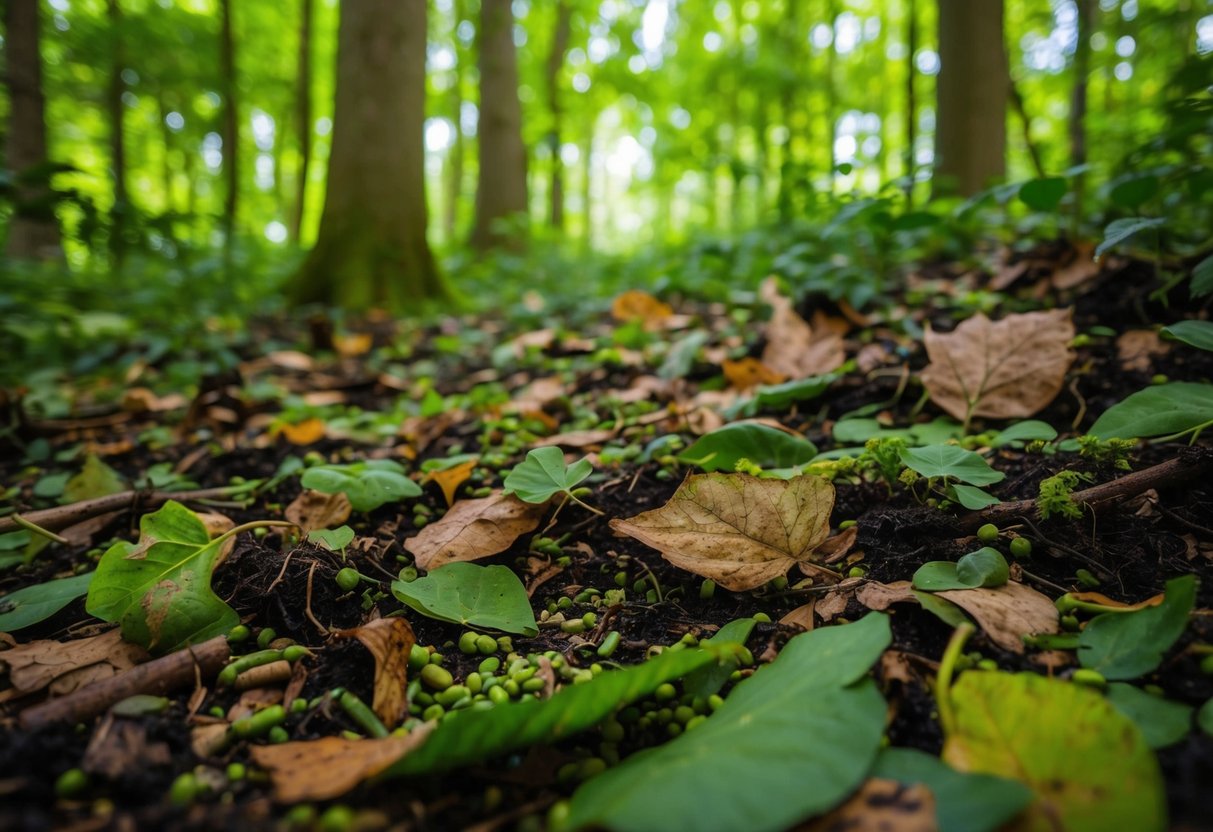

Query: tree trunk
[544,0,572,232]
[444,0,466,241]
[290,0,314,244]
[1069,0,1095,227]
[219,0,238,248]
[934,0,1008,196]
[107,0,129,262]
[904,0,917,205]
[3,0,60,259]
[470,0,528,251]
[290,0,444,310]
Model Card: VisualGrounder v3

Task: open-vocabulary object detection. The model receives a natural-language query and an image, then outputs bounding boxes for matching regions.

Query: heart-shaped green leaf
[679,423,817,473]
[951,484,1000,509]
[0,571,94,632]
[990,420,1057,447]
[1078,575,1196,679]
[391,562,537,635]
[86,501,239,653]
[308,525,355,551]
[301,459,421,512]
[913,547,1009,592]
[502,446,592,504]
[64,454,126,503]
[900,445,1005,486]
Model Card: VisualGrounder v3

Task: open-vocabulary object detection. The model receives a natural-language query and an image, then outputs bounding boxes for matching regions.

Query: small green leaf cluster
[1077,435,1136,470]
[1037,470,1088,520]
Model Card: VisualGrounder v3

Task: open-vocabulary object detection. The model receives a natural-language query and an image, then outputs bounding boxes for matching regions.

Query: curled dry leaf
[404,491,548,571]
[759,277,846,380]
[610,472,835,592]
[816,525,859,564]
[251,728,433,802]
[533,428,618,449]
[335,617,416,729]
[935,582,1059,654]
[797,778,937,832]
[920,309,1076,422]
[778,601,815,632]
[856,580,917,611]
[285,489,353,534]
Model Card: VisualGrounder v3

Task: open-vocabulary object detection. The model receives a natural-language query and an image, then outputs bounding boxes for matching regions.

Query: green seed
[700,579,716,600]
[654,683,677,702]
[284,805,316,827]
[707,694,725,711]
[601,719,625,743]
[458,631,480,655]
[54,768,88,799]
[335,568,360,592]
[227,624,250,643]
[290,697,308,714]
[838,520,857,530]
[1009,537,1032,558]
[168,772,199,806]
[488,685,511,704]
[232,704,287,739]
[476,635,499,655]
[268,725,290,743]
[478,656,501,674]
[1076,568,1100,588]
[422,703,446,721]
[752,612,771,624]
[685,714,708,731]
[977,523,1000,543]
[435,685,471,707]
[283,645,310,662]
[614,570,629,588]
[673,705,696,725]
[420,664,453,691]
[560,619,586,635]
[521,677,547,693]
[408,644,431,671]
[582,612,598,628]
[1200,655,1213,676]
[769,576,789,591]
[319,804,356,832]
[466,672,483,694]
[257,628,277,649]
[848,566,867,578]
[226,762,247,781]
[1072,669,1107,689]
[496,636,514,653]
[597,630,621,658]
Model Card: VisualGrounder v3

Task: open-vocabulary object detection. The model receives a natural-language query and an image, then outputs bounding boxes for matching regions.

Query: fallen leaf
[920,309,1076,422]
[935,582,1059,654]
[532,429,618,449]
[797,778,937,832]
[778,601,815,631]
[1116,329,1169,373]
[277,418,327,445]
[1050,242,1101,289]
[251,727,432,803]
[335,617,416,729]
[83,715,171,779]
[426,459,479,507]
[2,629,146,697]
[722,357,785,390]
[611,473,835,591]
[285,490,353,533]
[267,350,314,371]
[611,290,673,328]
[760,278,846,380]
[511,328,556,356]
[404,491,547,570]
[333,332,373,357]
[856,580,918,611]
[817,525,859,564]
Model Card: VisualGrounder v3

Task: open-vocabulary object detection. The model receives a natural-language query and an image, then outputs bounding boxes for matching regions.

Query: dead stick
[19,636,230,731]
[956,451,1213,534]
[0,487,241,535]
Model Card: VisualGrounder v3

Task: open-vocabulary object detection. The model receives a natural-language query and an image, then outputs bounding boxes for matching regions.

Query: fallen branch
[957,448,1213,534]
[19,635,230,731]
[0,487,244,535]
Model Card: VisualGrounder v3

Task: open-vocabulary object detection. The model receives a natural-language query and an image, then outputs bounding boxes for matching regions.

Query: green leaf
[991,420,1058,447]
[1090,383,1213,440]
[502,446,592,504]
[831,416,961,446]
[678,423,817,473]
[308,525,355,551]
[899,445,1005,486]
[944,671,1165,832]
[658,331,708,380]
[63,454,127,503]
[391,562,537,636]
[912,590,973,629]
[913,547,1009,592]
[86,501,239,653]
[1161,320,1213,352]
[1191,254,1213,297]
[1018,176,1067,212]
[33,472,69,500]
[1199,699,1213,737]
[0,571,94,632]
[0,531,31,552]
[301,459,421,512]
[1078,575,1196,680]
[728,373,838,416]
[564,614,891,832]
[951,484,1000,509]
[682,616,757,698]
[1109,174,1160,209]
[872,747,1032,832]
[1095,217,1166,259]
[386,641,735,777]
[1105,683,1193,749]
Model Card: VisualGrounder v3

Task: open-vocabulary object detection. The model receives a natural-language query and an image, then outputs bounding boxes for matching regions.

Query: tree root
[19,635,230,731]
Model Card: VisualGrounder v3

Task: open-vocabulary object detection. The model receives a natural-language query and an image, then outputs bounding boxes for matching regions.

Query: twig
[19,635,229,730]
[0,486,244,535]
[304,561,330,636]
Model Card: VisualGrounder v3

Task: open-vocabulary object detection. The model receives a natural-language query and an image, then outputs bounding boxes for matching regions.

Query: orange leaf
[611,290,673,328]
[427,459,479,507]
[278,418,327,445]
[333,333,373,357]
[334,617,416,729]
[721,357,784,390]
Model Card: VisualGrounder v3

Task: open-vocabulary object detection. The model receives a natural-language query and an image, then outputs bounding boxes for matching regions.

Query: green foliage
[563,614,891,832]
[679,423,817,474]
[1105,683,1194,750]
[898,445,1005,487]
[871,748,1032,832]
[0,571,94,632]
[1076,436,1135,470]
[725,374,839,418]
[990,420,1057,447]
[1191,255,1213,298]
[1161,320,1213,352]
[1018,177,1067,212]
[1077,575,1196,680]
[1095,217,1167,259]
[86,501,240,653]
[1089,383,1213,441]
[63,455,126,503]
[913,548,1009,592]
[502,447,592,505]
[307,525,354,551]
[1037,470,1088,520]
[300,460,421,513]
[391,563,538,636]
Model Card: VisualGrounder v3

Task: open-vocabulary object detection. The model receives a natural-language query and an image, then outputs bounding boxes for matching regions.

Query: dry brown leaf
[1116,329,1169,373]
[426,459,479,507]
[404,491,547,571]
[759,278,847,380]
[277,418,327,445]
[721,357,785,390]
[2,630,146,697]
[611,290,673,328]
[920,309,1076,422]
[84,715,171,779]
[817,525,859,564]
[778,602,815,631]
[511,328,556,356]
[533,429,618,449]
[1051,242,1101,289]
[267,350,314,371]
[610,473,835,591]
[856,580,918,611]
[333,332,373,357]
[251,728,432,803]
[285,489,353,533]
[797,778,937,832]
[935,582,1059,654]
[335,617,416,729]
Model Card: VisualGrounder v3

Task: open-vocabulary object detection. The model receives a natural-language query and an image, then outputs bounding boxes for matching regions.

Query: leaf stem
[213,520,299,548]
[11,513,70,545]
[565,490,605,516]
[934,622,974,738]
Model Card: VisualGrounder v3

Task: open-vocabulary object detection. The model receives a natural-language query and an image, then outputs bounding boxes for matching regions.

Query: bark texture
[291,0,444,310]
[470,0,528,251]
[934,0,1009,196]
[544,0,572,232]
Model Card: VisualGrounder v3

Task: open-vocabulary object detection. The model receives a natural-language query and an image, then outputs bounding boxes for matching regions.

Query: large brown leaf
[404,490,547,570]
[935,582,1059,654]
[759,278,846,380]
[333,617,416,730]
[920,309,1075,422]
[610,472,835,591]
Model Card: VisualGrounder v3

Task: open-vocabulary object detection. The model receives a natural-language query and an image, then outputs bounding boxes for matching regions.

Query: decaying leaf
[404,491,547,570]
[251,729,432,803]
[1116,329,1169,373]
[722,357,785,390]
[1,629,146,698]
[935,582,1059,654]
[797,778,937,832]
[425,459,479,507]
[611,289,673,328]
[920,309,1076,422]
[856,580,918,611]
[285,489,353,533]
[334,617,416,729]
[778,601,815,631]
[610,473,835,591]
[760,278,846,380]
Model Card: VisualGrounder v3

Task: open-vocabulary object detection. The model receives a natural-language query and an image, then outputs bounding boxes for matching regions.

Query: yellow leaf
[333,332,373,357]
[334,617,416,729]
[721,357,784,390]
[611,290,673,327]
[427,459,479,507]
[277,418,327,445]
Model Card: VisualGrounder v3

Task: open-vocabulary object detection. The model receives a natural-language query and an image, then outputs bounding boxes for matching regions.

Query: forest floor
[1,243,1212,831]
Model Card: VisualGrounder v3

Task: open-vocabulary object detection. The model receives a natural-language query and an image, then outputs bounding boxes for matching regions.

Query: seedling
[503,446,601,515]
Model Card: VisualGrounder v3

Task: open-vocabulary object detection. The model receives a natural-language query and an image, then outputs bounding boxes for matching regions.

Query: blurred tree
[219,0,238,251]
[106,0,129,262]
[3,0,60,259]
[934,0,1008,196]
[471,0,528,251]
[544,0,572,232]
[290,0,444,309]
[290,0,313,244]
